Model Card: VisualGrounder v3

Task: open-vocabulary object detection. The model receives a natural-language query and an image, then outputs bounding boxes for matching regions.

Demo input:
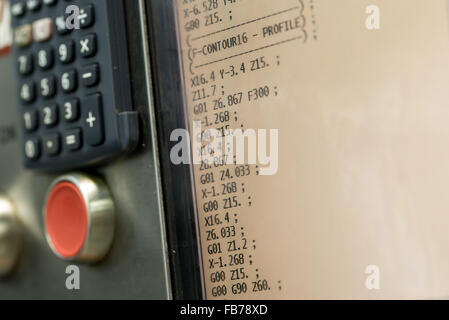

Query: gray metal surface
[0,2,172,299]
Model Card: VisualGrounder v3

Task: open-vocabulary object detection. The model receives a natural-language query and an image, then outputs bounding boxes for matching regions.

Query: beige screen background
[176,0,449,299]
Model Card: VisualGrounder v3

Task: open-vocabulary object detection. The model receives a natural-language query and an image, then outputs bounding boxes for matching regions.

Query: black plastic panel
[11,0,139,171]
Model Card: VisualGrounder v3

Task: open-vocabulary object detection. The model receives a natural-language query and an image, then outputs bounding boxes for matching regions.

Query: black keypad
[12,0,139,171]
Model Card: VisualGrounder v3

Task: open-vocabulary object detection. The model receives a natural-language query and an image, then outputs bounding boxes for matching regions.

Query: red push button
[45,182,88,259]
[44,174,115,263]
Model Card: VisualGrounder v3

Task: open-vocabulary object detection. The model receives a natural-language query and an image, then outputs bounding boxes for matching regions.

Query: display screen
[175,0,449,299]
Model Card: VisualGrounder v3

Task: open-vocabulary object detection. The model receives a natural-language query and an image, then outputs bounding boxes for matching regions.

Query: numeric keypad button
[40,75,56,99]
[19,81,36,103]
[41,104,58,127]
[17,54,33,76]
[32,18,53,43]
[11,2,26,17]
[63,98,80,122]
[14,24,33,48]
[43,0,57,6]
[55,15,71,35]
[81,63,99,87]
[60,70,77,93]
[64,129,82,151]
[23,110,38,132]
[43,134,61,157]
[58,40,75,64]
[83,94,104,146]
[37,47,54,70]
[24,138,41,160]
[79,34,97,58]
[79,5,95,29]
[26,0,41,12]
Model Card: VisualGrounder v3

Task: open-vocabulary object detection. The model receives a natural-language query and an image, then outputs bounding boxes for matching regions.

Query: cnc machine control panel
[0,0,174,300]
[4,0,449,302]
